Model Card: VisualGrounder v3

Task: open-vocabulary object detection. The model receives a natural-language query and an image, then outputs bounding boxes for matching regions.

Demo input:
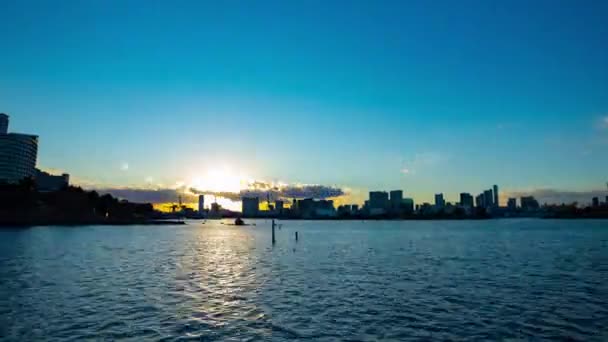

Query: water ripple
[1,219,607,341]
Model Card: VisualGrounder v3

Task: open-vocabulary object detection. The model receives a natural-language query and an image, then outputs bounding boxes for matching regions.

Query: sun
[189,166,248,193]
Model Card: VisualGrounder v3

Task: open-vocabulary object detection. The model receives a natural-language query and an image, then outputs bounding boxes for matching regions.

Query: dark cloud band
[95,182,345,204]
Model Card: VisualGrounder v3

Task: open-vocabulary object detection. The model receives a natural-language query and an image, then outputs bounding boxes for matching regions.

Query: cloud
[503,188,608,206]
[92,181,346,204]
[276,184,344,199]
[191,182,346,202]
[96,187,198,204]
[120,162,129,171]
[401,152,446,176]
[189,189,242,201]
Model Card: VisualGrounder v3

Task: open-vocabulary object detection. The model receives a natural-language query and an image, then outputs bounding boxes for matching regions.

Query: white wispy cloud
[401,152,446,176]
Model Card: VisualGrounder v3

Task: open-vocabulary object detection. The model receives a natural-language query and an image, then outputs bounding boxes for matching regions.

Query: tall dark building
[402,198,414,213]
[459,193,474,208]
[297,198,315,217]
[483,189,494,208]
[0,113,39,184]
[493,185,499,207]
[389,190,403,210]
[242,197,260,217]
[592,197,599,207]
[275,200,284,213]
[435,193,445,208]
[476,193,485,208]
[507,198,517,211]
[369,191,389,210]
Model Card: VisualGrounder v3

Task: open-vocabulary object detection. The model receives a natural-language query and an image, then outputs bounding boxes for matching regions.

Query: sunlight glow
[189,166,249,193]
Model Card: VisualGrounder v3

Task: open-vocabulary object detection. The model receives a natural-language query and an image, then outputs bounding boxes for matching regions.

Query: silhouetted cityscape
[1,112,608,224]
[229,184,608,220]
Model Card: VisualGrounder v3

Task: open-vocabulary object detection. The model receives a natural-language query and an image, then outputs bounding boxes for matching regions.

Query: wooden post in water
[295,231,299,241]
[272,219,276,245]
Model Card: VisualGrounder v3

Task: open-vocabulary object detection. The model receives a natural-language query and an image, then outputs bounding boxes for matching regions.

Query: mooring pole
[272,219,276,245]
[295,231,299,241]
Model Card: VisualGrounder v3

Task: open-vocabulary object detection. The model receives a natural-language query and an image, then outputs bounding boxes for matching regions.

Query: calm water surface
[1,219,607,341]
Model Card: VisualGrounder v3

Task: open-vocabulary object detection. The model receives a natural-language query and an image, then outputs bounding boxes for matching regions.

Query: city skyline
[1,1,608,210]
[2,111,608,211]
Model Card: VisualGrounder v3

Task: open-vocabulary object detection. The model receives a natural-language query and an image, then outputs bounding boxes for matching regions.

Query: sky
[1,0,607,208]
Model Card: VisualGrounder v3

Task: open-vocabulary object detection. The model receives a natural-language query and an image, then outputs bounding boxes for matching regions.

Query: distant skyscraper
[0,114,39,184]
[475,193,484,208]
[198,195,205,214]
[459,193,474,208]
[242,197,260,217]
[592,197,599,207]
[0,113,8,134]
[484,189,494,208]
[369,191,389,210]
[275,200,284,213]
[507,198,517,211]
[435,193,445,208]
[493,185,499,207]
[297,198,315,217]
[390,190,403,210]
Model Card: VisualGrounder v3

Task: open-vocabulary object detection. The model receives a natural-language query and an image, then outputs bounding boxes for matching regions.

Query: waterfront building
[295,198,336,218]
[507,198,517,211]
[337,205,352,216]
[435,193,445,208]
[0,114,38,184]
[369,191,389,214]
[390,190,403,210]
[0,113,7,134]
[198,195,205,215]
[520,196,540,211]
[418,203,433,215]
[209,202,222,218]
[402,198,414,213]
[242,197,260,217]
[275,200,284,213]
[35,169,70,191]
[483,189,494,208]
[315,200,336,217]
[297,198,314,217]
[493,185,499,207]
[476,193,485,208]
[592,197,599,207]
[459,193,474,208]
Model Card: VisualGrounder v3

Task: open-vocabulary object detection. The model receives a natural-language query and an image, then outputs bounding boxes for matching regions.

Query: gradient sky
[1,0,607,205]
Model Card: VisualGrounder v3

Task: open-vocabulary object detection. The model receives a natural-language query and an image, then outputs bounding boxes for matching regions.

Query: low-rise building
[35,169,69,191]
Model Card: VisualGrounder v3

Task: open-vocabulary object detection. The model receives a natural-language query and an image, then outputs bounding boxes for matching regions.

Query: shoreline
[0,219,186,228]
[204,216,608,221]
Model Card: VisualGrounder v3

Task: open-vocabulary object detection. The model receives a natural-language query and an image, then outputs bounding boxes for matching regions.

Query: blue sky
[1,0,607,205]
